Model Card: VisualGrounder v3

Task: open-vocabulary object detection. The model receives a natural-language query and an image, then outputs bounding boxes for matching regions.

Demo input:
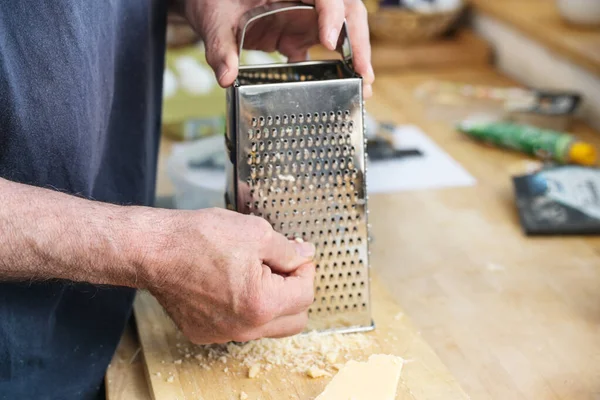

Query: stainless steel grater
[224,3,374,335]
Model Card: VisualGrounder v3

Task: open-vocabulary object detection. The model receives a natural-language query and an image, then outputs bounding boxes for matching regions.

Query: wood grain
[369,68,600,400]
[105,323,152,400]
[470,0,600,77]
[131,277,468,400]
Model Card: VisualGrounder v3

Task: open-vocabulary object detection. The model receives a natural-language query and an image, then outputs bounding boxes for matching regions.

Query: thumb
[203,15,239,87]
[261,234,316,275]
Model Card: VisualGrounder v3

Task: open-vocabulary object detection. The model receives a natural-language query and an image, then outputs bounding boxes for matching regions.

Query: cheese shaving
[240,391,249,400]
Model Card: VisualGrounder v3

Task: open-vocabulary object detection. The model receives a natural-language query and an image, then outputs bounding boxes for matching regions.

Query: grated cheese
[240,392,249,400]
[187,331,374,377]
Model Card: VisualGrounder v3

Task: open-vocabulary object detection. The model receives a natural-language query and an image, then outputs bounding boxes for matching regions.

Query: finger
[344,0,375,95]
[261,233,316,274]
[286,50,309,63]
[311,0,346,51]
[262,262,316,317]
[203,12,239,88]
[255,311,310,339]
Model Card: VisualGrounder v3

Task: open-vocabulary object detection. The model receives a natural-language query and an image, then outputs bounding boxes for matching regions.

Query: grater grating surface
[225,3,373,334]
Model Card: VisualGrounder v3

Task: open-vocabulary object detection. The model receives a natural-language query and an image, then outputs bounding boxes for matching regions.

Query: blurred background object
[366,0,465,44]
[555,0,600,27]
[166,15,200,48]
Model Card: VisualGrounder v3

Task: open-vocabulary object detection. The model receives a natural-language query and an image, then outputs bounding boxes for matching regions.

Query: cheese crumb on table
[173,359,182,365]
[306,366,331,378]
[325,352,338,364]
[248,364,261,378]
[166,376,174,383]
[240,391,249,400]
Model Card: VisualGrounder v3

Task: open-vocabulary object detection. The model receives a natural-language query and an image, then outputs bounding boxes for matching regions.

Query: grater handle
[237,2,355,71]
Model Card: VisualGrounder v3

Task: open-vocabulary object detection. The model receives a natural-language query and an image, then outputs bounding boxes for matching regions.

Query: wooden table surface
[470,0,600,77]
[109,64,600,399]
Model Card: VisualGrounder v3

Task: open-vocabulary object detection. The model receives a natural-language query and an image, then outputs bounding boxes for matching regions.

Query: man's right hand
[136,207,316,344]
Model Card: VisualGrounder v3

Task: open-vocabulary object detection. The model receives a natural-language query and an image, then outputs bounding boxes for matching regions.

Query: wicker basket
[368,4,465,44]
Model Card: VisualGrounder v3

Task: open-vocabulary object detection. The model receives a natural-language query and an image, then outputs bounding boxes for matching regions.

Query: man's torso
[0,1,166,398]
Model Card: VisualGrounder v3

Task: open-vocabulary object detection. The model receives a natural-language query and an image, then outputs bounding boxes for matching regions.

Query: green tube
[457,119,597,166]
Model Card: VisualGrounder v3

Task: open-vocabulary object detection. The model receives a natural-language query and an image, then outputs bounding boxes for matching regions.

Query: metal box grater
[225,3,374,334]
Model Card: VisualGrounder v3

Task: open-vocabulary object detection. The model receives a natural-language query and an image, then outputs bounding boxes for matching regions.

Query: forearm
[0,177,147,287]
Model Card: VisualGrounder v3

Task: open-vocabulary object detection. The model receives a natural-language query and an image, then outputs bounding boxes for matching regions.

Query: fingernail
[217,65,229,82]
[364,84,373,98]
[295,241,316,258]
[367,64,375,80]
[327,28,339,49]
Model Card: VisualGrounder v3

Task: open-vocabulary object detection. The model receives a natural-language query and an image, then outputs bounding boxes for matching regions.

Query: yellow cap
[569,142,598,166]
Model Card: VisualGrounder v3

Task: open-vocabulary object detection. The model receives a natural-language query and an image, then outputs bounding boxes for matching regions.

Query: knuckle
[247,298,273,326]
[348,0,367,17]
[252,215,273,234]
[241,288,274,326]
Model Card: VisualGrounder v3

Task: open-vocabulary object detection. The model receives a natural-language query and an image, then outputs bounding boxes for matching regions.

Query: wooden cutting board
[132,275,468,400]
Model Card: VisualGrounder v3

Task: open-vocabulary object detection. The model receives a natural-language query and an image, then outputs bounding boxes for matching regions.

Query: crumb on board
[332,363,344,371]
[224,367,229,373]
[306,366,330,378]
[248,364,261,379]
[166,375,174,383]
[174,359,182,365]
[325,352,337,364]
[394,312,404,321]
[240,391,249,400]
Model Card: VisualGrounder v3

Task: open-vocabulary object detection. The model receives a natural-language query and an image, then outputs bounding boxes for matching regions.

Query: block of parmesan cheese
[315,354,404,400]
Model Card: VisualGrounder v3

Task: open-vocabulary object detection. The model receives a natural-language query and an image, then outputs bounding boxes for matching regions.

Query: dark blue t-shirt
[0,1,167,398]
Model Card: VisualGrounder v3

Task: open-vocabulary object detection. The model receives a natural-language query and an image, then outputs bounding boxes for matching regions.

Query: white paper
[367,125,476,194]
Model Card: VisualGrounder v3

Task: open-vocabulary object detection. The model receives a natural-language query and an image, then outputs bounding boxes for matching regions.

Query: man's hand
[180,0,374,97]
[0,177,316,344]
[138,207,316,344]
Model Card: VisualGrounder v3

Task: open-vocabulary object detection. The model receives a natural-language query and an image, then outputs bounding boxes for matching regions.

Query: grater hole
[259,116,265,126]
[267,116,273,125]
[251,118,258,127]
[314,112,319,122]
[299,113,305,123]
[321,112,327,120]
[283,114,288,124]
